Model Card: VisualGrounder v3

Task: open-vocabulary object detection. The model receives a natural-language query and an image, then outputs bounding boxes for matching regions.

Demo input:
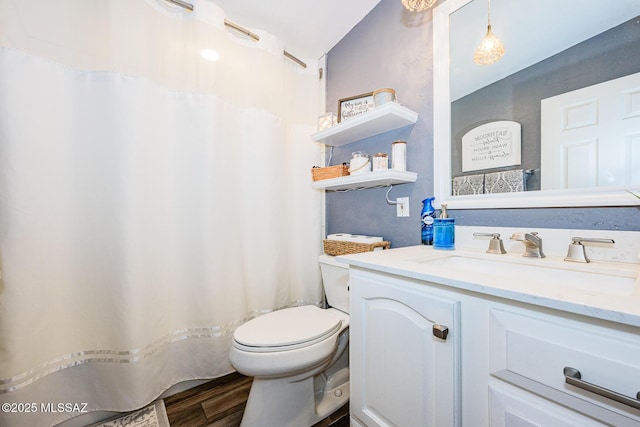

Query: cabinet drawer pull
[563,367,640,410]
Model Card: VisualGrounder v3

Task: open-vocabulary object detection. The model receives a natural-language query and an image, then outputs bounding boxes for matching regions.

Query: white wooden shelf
[312,169,418,191]
[312,102,418,147]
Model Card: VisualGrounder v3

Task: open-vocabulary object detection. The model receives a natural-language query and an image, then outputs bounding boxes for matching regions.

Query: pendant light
[473,0,505,65]
[401,0,437,12]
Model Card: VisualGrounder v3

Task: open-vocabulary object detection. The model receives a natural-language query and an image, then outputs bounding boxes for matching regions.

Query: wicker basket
[323,239,391,256]
[311,164,350,181]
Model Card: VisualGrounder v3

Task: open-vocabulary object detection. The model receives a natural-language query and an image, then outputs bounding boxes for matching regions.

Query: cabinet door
[350,269,460,427]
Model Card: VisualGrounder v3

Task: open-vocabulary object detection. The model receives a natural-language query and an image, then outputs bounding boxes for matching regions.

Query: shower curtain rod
[162,2,307,69]
[165,0,193,12]
[283,50,307,69]
[224,19,307,69]
[224,19,260,42]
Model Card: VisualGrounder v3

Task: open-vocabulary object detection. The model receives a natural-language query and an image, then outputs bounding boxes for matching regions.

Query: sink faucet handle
[570,237,615,245]
[565,237,615,263]
[473,232,507,254]
[473,232,501,238]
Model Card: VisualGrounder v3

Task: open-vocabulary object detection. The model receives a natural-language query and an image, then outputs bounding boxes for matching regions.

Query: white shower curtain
[0,1,323,425]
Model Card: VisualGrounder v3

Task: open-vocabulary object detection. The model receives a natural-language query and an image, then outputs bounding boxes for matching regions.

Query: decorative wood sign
[461,121,522,172]
[338,92,375,123]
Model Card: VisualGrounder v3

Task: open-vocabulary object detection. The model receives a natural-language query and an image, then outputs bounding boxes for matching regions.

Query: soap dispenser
[421,197,436,245]
[433,204,455,250]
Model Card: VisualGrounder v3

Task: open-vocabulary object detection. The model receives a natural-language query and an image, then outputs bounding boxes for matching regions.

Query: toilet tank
[319,254,350,313]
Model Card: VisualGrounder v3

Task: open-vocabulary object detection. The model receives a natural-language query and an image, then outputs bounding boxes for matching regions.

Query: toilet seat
[233,306,344,353]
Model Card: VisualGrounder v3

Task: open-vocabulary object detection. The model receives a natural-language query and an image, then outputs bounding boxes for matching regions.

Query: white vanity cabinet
[349,268,461,427]
[348,266,640,427]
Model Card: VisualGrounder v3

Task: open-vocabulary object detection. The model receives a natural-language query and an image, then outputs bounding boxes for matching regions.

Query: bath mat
[92,400,170,427]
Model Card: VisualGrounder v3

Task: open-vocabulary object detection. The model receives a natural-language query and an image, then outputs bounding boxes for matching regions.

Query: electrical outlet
[396,197,410,217]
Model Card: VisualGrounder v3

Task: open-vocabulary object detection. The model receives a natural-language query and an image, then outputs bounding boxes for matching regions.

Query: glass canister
[372,153,388,171]
[433,218,455,250]
[349,151,371,175]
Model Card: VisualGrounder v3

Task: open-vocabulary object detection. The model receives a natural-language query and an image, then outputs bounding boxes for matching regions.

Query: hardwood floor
[164,372,350,427]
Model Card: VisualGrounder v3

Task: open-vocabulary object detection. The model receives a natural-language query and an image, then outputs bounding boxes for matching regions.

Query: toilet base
[239,343,349,427]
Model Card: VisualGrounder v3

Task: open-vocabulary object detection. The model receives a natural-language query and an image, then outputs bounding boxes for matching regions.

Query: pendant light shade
[401,0,437,12]
[473,0,504,65]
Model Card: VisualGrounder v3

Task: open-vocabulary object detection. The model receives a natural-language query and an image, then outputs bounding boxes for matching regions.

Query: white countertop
[337,245,640,328]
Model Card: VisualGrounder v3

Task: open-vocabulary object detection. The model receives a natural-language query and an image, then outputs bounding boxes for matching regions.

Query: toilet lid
[234,305,343,348]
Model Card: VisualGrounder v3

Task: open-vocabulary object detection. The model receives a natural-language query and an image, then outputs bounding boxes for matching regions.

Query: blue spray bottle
[421,197,436,245]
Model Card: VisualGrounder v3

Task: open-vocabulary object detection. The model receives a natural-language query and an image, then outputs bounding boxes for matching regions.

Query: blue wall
[325,0,640,248]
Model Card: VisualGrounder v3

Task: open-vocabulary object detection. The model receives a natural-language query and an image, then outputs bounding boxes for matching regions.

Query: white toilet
[229,254,350,427]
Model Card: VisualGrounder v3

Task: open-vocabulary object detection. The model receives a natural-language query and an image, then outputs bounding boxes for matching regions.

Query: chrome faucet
[510,232,545,258]
[565,237,615,263]
[473,232,506,254]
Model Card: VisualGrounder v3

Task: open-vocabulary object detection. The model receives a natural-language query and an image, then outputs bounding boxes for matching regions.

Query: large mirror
[433,0,640,208]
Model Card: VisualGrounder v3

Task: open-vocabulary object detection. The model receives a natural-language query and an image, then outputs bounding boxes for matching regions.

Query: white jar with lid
[349,151,371,175]
[391,141,407,171]
[373,88,397,106]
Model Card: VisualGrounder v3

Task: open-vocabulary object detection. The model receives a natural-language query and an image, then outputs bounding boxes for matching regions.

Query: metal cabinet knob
[432,324,449,340]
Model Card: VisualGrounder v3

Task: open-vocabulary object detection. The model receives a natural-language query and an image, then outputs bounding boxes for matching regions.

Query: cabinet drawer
[489,380,606,427]
[489,308,640,424]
